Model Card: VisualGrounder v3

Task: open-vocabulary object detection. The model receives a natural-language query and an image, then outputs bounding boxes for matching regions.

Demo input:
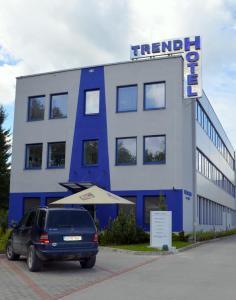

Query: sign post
[150,211,172,249]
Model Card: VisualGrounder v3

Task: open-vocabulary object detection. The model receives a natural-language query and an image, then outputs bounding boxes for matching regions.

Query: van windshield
[47,210,94,229]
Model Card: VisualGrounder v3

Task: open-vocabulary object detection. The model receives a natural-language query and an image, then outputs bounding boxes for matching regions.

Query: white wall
[10,69,81,193]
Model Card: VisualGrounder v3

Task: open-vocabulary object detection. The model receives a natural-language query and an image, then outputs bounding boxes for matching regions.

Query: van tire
[27,245,42,272]
[80,255,96,269]
[6,240,20,261]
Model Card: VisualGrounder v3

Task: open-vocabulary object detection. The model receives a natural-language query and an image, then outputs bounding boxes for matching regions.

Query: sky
[1,0,236,147]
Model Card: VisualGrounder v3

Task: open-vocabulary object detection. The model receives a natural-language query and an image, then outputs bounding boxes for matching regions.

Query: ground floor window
[46,197,62,208]
[198,195,223,226]
[118,196,136,217]
[144,195,166,224]
[24,197,40,214]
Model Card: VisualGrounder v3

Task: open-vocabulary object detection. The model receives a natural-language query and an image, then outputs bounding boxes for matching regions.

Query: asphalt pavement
[1,235,236,300]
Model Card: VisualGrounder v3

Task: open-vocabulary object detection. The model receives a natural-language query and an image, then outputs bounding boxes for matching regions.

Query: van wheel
[80,256,96,269]
[27,245,42,272]
[6,240,20,261]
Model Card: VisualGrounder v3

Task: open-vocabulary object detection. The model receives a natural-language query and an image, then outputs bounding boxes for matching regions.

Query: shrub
[178,231,190,242]
[0,210,8,233]
[0,229,12,252]
[99,210,149,245]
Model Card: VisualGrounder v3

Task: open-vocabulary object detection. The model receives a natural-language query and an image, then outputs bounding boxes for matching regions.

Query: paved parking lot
[0,249,159,300]
[2,236,236,300]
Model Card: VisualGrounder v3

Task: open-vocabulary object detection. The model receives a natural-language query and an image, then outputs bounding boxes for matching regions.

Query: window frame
[143,81,166,111]
[84,89,100,115]
[143,135,166,165]
[116,84,138,113]
[115,136,137,166]
[47,141,66,169]
[25,143,43,170]
[83,139,99,166]
[27,95,45,122]
[49,92,68,120]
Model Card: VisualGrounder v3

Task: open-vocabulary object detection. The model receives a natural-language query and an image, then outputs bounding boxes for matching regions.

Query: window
[50,93,67,119]
[117,85,137,112]
[144,135,166,164]
[25,211,37,227]
[24,198,40,214]
[25,144,43,169]
[119,196,136,217]
[37,210,46,228]
[48,142,66,168]
[116,137,137,165]
[144,195,166,224]
[28,96,45,121]
[144,82,165,110]
[85,90,100,114]
[83,140,98,165]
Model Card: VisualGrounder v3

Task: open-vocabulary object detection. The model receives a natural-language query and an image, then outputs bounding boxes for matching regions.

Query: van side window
[37,210,46,228]
[25,211,36,227]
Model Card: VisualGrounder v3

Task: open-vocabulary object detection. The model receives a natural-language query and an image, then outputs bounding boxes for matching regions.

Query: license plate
[63,236,82,241]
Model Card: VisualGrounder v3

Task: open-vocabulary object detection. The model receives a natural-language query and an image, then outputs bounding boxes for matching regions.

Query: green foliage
[158,192,167,211]
[194,229,236,241]
[0,209,8,233]
[99,210,149,245]
[0,106,11,209]
[178,231,190,242]
[0,228,12,252]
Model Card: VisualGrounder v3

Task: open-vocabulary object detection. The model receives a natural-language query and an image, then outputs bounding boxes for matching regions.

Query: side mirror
[11,221,18,229]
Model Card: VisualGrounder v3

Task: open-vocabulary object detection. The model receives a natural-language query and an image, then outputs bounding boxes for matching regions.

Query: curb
[99,246,172,256]
[177,235,235,252]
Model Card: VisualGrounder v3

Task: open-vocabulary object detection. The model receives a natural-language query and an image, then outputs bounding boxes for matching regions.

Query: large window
[144,82,165,110]
[83,140,98,165]
[48,142,66,168]
[25,144,43,169]
[50,93,67,119]
[144,195,166,224]
[196,149,235,197]
[28,96,45,121]
[119,196,136,217]
[196,101,235,170]
[116,137,137,165]
[85,90,100,115]
[24,198,40,214]
[117,85,137,112]
[144,135,166,164]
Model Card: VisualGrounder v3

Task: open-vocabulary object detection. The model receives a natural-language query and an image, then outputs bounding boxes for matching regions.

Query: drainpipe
[192,99,197,243]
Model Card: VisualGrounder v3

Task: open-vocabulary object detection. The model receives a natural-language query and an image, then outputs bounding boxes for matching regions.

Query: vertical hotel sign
[130,36,202,99]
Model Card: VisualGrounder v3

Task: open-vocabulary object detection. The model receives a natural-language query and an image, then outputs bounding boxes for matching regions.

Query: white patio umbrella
[50,185,134,205]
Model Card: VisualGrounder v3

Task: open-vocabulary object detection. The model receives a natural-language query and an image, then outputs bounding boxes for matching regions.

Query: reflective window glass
[48,142,65,168]
[85,90,100,114]
[50,93,67,119]
[25,144,43,169]
[28,96,45,121]
[144,135,166,164]
[144,82,165,110]
[116,137,137,165]
[117,85,137,112]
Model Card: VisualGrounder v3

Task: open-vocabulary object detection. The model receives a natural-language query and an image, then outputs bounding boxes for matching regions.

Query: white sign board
[150,211,172,249]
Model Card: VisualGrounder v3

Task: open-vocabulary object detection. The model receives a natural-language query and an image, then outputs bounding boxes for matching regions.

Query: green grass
[108,240,192,252]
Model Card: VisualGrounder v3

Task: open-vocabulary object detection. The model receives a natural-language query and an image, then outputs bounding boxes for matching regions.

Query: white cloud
[0,0,236,146]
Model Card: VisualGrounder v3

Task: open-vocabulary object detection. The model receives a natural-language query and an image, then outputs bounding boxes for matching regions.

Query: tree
[0,106,11,209]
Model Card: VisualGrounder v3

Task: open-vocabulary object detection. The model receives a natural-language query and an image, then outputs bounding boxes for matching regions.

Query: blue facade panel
[9,189,183,231]
[9,192,70,223]
[69,66,110,190]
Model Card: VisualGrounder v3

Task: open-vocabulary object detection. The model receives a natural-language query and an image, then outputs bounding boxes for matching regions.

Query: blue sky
[1,0,236,147]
